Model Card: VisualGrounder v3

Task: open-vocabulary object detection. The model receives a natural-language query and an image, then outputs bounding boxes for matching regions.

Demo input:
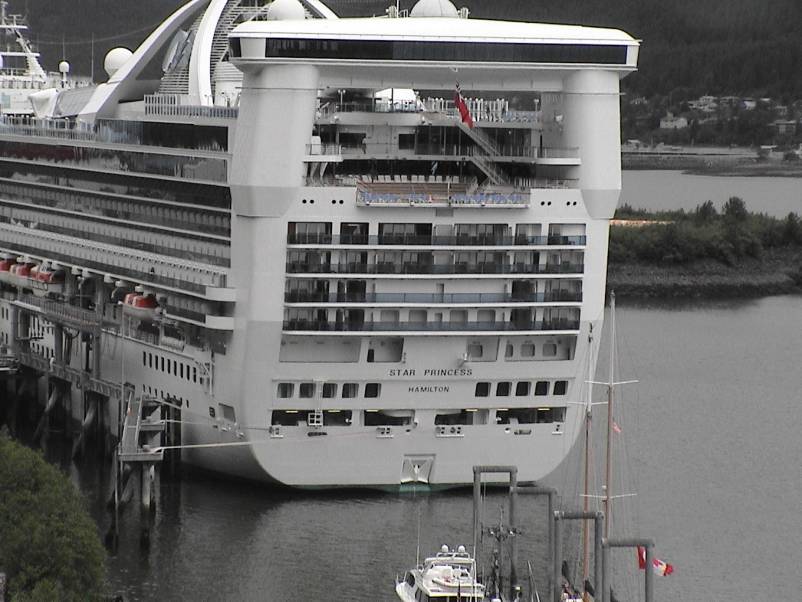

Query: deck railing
[282,319,580,333]
[286,233,586,246]
[284,291,583,304]
[285,262,584,276]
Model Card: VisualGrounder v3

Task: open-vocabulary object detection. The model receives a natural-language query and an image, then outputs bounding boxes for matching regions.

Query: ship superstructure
[0,1,92,114]
[0,0,638,489]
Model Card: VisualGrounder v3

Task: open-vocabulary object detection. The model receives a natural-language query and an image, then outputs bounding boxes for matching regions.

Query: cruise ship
[0,0,639,489]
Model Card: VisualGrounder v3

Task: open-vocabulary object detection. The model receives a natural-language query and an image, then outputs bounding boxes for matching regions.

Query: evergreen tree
[0,433,106,601]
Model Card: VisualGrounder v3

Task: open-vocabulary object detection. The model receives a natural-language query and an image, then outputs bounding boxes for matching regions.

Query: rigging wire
[32,21,167,46]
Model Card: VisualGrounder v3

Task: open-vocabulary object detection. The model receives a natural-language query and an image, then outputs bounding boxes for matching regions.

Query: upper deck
[230,15,639,89]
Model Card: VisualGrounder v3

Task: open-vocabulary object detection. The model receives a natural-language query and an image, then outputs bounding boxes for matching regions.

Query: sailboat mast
[581,327,594,593]
[603,292,616,538]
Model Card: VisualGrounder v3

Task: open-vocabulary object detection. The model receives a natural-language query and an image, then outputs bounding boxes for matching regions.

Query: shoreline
[607,256,802,299]
[622,150,802,177]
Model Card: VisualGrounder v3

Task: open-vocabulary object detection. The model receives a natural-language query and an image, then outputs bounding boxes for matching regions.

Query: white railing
[0,115,95,141]
[144,94,239,120]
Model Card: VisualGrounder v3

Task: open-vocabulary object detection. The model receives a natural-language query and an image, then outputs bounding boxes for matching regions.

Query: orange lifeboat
[0,254,15,285]
[30,263,66,298]
[8,259,37,288]
[122,289,160,321]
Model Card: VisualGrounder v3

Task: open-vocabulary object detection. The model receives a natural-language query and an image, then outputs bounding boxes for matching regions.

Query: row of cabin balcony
[0,222,228,295]
[0,178,231,238]
[287,222,586,248]
[0,206,229,267]
[285,249,584,277]
[0,114,231,153]
[285,260,584,276]
[283,289,583,305]
[284,307,579,335]
[0,139,228,183]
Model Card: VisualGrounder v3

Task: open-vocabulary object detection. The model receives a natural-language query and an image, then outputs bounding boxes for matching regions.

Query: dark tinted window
[263,38,628,65]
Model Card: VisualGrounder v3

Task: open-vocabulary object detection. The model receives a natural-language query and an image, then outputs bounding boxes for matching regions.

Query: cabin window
[322,383,337,398]
[496,382,511,397]
[543,343,557,356]
[218,404,236,422]
[277,383,294,398]
[271,410,306,426]
[324,410,352,426]
[405,571,415,587]
[534,381,549,396]
[515,381,531,396]
[299,382,315,398]
[435,410,472,425]
[521,343,535,357]
[537,407,567,423]
[342,383,358,398]
[467,343,483,358]
[475,382,490,397]
[365,383,381,398]
[554,380,568,395]
[505,344,513,358]
[364,410,411,426]
[497,408,537,424]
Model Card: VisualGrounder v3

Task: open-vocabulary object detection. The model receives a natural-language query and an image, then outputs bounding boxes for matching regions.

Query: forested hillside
[20,0,802,98]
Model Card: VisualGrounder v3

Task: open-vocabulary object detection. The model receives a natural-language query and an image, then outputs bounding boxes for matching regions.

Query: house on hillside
[659,112,689,129]
[770,120,798,136]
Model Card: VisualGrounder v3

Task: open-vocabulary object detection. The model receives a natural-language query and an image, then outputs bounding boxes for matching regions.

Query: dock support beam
[472,465,518,600]
[601,538,655,602]
[552,511,604,602]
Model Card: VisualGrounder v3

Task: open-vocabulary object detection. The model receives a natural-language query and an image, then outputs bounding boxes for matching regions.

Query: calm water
[622,170,802,217]
[56,294,802,601]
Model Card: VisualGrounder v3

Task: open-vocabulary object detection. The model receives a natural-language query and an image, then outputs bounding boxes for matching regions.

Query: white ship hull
[0,0,638,490]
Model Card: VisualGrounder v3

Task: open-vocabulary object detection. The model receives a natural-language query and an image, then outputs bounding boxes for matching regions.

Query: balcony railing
[284,291,583,304]
[282,319,580,333]
[285,262,584,275]
[286,233,587,246]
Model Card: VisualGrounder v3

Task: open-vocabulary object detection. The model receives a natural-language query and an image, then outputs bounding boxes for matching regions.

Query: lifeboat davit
[122,291,160,321]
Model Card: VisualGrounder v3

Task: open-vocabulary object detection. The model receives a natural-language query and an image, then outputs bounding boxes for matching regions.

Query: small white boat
[396,545,487,601]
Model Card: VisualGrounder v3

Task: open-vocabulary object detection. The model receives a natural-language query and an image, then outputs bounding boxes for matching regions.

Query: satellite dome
[104,47,133,78]
[265,0,306,20]
[58,60,70,74]
[410,0,459,18]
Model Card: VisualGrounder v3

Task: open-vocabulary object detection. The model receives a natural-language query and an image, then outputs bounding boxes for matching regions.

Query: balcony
[285,262,584,276]
[284,290,583,304]
[286,233,586,246]
[282,319,580,333]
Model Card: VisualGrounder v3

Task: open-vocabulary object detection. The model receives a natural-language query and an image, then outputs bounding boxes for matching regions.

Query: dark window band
[232,37,627,64]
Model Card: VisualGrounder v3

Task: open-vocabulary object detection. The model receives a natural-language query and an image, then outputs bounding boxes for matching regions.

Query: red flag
[637,546,674,576]
[454,84,474,128]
